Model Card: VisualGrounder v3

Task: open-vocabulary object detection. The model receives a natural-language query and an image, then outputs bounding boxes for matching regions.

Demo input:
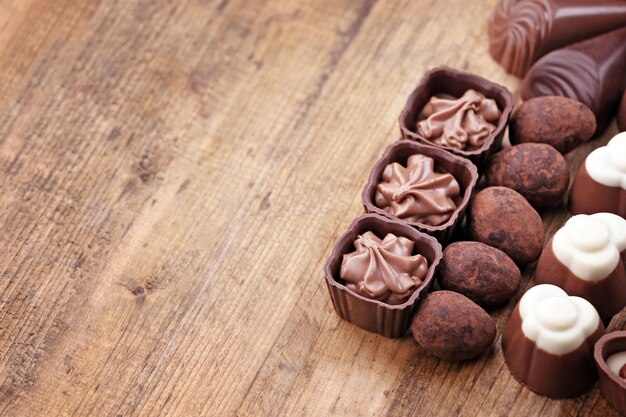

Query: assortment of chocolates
[324,0,626,409]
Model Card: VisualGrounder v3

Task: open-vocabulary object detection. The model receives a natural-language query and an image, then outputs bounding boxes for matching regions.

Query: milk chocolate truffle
[502,284,605,398]
[416,89,500,151]
[488,0,626,77]
[399,67,514,168]
[411,291,495,361]
[363,140,478,244]
[595,332,626,416]
[521,26,626,133]
[570,132,626,218]
[324,214,442,338]
[535,214,626,321]
[438,241,520,308]
[619,90,626,132]
[485,143,569,209]
[340,231,429,305]
[467,187,544,265]
[509,96,596,154]
[374,154,460,226]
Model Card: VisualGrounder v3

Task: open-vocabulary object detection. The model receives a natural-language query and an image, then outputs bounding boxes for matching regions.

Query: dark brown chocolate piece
[521,26,626,133]
[489,0,626,77]
[399,67,514,168]
[618,90,626,133]
[374,154,460,226]
[485,143,570,209]
[535,238,626,322]
[467,186,544,265]
[595,332,626,415]
[416,89,500,151]
[438,241,520,308]
[340,231,429,305]
[509,96,596,154]
[324,214,442,338]
[363,140,478,244]
[411,291,495,361]
[503,292,604,398]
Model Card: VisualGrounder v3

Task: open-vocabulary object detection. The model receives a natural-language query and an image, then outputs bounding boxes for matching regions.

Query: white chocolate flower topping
[552,214,623,281]
[586,132,626,189]
[519,284,599,355]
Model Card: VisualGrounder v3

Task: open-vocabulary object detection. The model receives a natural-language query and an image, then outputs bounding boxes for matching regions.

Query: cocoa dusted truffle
[411,291,495,361]
[509,96,596,154]
[488,0,626,77]
[570,132,626,218]
[467,186,544,265]
[438,241,520,308]
[416,89,500,151]
[502,284,605,398]
[485,143,570,209]
[340,231,429,305]
[535,214,626,322]
[374,154,461,226]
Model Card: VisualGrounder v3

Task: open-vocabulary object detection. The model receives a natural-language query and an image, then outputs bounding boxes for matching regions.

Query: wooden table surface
[0,0,623,416]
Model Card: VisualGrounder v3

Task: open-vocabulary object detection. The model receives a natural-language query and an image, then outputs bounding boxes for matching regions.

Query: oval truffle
[411,290,496,361]
[438,241,521,308]
[485,143,569,209]
[509,96,596,154]
[468,187,544,265]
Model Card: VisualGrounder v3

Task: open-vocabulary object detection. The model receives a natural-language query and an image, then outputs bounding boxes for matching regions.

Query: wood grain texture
[0,0,623,415]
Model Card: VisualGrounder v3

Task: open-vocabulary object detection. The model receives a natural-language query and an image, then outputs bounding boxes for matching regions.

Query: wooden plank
[0,0,623,415]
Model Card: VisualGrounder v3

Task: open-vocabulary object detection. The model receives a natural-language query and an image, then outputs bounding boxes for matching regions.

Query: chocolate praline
[595,332,626,416]
[324,214,442,338]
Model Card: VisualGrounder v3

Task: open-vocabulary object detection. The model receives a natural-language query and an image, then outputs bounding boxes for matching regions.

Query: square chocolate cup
[324,214,442,338]
[399,66,514,169]
[362,140,478,244]
[595,331,626,415]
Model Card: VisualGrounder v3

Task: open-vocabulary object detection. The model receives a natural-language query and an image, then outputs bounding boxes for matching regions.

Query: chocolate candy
[340,231,429,305]
[438,241,520,308]
[363,140,478,244]
[502,284,605,398]
[521,26,626,133]
[595,332,626,415]
[570,133,626,218]
[324,214,442,338]
[488,0,626,77]
[416,89,500,151]
[467,186,544,265]
[374,154,460,226]
[411,291,495,361]
[509,96,596,154]
[399,67,514,168]
[485,143,570,209]
[535,214,626,322]
[617,91,626,132]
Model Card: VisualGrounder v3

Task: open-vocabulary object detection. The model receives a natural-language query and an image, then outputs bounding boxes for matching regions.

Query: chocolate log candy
[502,284,605,398]
[340,231,429,305]
[485,143,570,209]
[521,26,626,133]
[416,89,500,151]
[509,96,596,154]
[438,241,521,308]
[399,67,514,168]
[411,291,496,361]
[324,214,442,338]
[467,186,544,265]
[619,90,626,132]
[535,214,626,322]
[489,0,626,77]
[570,132,626,218]
[595,332,626,416]
[374,154,461,227]
[363,140,478,244]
